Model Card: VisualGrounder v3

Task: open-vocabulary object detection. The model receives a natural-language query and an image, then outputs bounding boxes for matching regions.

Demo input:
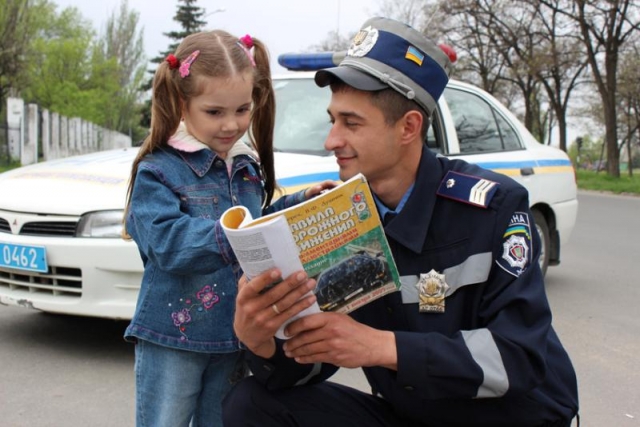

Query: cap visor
[315,66,388,91]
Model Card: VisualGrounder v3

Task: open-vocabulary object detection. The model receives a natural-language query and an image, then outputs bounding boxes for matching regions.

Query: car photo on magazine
[314,247,394,312]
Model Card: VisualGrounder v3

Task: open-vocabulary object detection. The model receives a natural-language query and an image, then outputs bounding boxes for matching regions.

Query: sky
[53,0,380,73]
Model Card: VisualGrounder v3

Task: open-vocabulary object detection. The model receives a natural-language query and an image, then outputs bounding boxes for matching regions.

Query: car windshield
[269,76,443,156]
[272,78,332,156]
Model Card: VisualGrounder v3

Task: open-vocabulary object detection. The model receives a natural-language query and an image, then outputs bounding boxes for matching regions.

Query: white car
[0,60,578,320]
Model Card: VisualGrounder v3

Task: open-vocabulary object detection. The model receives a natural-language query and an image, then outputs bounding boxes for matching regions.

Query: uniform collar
[373,183,414,218]
[383,145,443,254]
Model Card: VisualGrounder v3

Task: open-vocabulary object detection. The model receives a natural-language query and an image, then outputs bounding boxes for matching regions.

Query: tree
[443,1,550,142]
[523,0,589,151]
[616,40,640,177]
[0,0,49,118]
[163,0,207,51]
[439,2,510,97]
[139,0,207,130]
[20,1,151,140]
[23,5,119,123]
[546,0,640,176]
[98,0,147,139]
[309,1,442,61]
[570,0,639,177]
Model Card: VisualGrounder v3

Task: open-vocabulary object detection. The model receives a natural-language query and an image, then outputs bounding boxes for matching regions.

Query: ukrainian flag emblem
[405,46,424,66]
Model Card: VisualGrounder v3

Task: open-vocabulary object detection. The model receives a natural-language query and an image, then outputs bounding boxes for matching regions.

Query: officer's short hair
[329,81,430,140]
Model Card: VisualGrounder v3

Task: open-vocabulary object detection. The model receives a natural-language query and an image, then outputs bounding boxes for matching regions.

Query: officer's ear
[397,110,423,146]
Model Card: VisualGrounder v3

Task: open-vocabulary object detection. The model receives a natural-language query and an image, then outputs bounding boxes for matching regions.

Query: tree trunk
[605,57,620,178]
[556,109,567,152]
[627,138,633,177]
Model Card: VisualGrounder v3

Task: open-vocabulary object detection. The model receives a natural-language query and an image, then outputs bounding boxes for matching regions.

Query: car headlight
[76,210,125,238]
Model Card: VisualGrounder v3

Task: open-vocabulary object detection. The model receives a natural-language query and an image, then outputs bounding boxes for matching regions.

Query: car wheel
[532,210,550,276]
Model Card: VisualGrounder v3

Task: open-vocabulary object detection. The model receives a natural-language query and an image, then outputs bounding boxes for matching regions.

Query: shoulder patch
[436,171,499,208]
[496,212,533,277]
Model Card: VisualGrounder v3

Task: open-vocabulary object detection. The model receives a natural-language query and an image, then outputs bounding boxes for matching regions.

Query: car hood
[0,148,139,215]
[0,148,340,216]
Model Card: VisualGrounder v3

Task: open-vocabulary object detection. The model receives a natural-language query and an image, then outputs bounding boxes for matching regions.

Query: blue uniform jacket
[245,146,579,426]
[125,145,305,353]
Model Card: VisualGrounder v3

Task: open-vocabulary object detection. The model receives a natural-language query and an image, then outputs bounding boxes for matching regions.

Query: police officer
[223,17,579,427]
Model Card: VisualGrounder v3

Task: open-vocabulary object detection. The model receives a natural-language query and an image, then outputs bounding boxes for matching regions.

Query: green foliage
[0,161,20,174]
[12,0,147,140]
[568,135,606,170]
[22,6,120,125]
[576,169,640,195]
[0,0,52,116]
[97,0,147,139]
[632,149,640,169]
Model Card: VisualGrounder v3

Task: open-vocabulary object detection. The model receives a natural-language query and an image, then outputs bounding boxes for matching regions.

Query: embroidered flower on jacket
[171,308,192,326]
[170,283,221,341]
[197,285,220,309]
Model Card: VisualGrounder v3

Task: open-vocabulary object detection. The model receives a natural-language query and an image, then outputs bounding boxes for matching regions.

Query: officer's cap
[315,17,452,117]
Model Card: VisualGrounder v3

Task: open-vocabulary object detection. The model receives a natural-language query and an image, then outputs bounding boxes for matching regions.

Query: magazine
[220,173,401,338]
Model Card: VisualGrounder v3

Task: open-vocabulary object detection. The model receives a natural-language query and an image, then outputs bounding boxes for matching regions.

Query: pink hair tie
[239,34,254,49]
[179,50,200,78]
[237,35,256,67]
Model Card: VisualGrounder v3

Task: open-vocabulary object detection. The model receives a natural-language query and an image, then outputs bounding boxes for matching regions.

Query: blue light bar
[278,52,345,71]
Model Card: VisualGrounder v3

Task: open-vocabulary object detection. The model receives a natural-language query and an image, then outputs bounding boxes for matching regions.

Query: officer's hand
[282,312,398,370]
[234,269,316,359]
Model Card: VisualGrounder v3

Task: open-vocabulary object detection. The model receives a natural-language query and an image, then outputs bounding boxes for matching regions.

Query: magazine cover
[221,173,401,315]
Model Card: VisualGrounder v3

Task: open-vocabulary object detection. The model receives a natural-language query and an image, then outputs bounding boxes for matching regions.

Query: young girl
[122,30,332,427]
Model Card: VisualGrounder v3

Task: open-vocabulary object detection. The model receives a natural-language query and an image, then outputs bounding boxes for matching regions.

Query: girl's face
[182,72,253,159]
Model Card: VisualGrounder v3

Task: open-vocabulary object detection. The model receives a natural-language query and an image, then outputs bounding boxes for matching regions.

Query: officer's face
[324,88,404,185]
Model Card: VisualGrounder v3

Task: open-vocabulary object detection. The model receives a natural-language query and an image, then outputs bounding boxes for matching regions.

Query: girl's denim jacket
[124,137,306,353]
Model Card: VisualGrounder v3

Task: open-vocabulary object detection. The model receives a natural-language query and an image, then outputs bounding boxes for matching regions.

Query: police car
[274,53,578,279]
[0,53,577,320]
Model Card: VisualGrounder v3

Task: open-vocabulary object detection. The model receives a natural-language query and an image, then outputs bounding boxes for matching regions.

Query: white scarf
[168,122,259,174]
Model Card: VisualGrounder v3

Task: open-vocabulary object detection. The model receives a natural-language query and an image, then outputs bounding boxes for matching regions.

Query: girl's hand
[304,180,339,200]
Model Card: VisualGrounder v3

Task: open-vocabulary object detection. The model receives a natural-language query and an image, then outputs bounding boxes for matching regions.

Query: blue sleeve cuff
[214,219,236,265]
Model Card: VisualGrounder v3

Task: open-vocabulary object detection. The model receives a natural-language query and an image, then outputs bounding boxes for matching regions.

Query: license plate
[0,242,48,273]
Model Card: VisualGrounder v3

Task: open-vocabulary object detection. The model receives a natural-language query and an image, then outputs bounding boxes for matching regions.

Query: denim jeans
[134,339,245,427]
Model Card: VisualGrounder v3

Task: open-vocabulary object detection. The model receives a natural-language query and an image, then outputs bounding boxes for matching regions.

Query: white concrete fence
[6,97,132,166]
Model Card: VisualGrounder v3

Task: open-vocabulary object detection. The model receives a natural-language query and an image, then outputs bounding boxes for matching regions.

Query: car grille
[0,266,82,297]
[0,216,78,237]
[19,221,78,236]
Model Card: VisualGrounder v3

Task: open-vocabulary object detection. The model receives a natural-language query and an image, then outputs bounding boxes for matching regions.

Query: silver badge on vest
[416,269,449,313]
